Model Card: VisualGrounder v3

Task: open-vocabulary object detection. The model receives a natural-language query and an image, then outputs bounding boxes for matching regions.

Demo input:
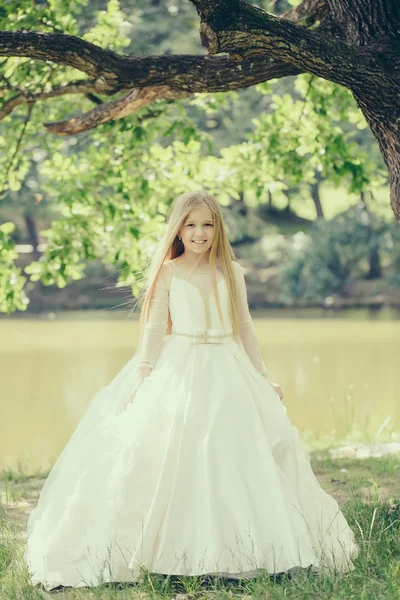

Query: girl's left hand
[124,389,138,410]
[271,382,284,401]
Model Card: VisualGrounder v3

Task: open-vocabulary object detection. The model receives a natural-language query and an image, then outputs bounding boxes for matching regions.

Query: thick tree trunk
[360,192,383,278]
[234,191,248,216]
[24,213,40,260]
[310,180,325,219]
[367,246,382,279]
[360,190,367,207]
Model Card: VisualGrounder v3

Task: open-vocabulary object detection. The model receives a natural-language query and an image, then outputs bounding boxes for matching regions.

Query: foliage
[0,222,28,312]
[278,203,393,303]
[240,75,385,203]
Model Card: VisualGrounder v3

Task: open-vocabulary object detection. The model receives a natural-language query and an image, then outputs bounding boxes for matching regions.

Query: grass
[0,451,399,599]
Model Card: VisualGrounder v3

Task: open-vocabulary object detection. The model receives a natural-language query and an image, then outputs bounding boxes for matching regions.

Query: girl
[24,190,359,591]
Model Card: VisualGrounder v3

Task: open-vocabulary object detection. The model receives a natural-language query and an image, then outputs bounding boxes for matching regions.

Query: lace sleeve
[232,261,269,378]
[137,263,170,373]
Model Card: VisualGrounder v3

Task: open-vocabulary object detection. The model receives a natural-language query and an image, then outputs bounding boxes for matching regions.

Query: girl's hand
[124,367,152,410]
[124,388,138,410]
[271,381,284,401]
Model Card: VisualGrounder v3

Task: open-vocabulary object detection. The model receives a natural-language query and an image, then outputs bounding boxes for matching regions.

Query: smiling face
[177,204,215,258]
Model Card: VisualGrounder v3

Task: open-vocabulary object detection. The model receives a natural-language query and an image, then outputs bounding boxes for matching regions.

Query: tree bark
[326,0,400,44]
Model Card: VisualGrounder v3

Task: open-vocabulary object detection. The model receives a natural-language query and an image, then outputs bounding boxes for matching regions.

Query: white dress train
[24,259,359,590]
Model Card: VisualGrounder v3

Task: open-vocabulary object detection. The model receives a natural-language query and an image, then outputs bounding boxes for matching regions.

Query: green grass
[0,452,399,599]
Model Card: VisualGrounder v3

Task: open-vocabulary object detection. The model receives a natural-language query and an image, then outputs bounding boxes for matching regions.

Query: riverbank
[9,257,400,314]
[1,448,399,599]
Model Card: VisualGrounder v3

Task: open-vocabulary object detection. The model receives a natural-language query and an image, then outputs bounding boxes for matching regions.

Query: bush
[278,203,393,303]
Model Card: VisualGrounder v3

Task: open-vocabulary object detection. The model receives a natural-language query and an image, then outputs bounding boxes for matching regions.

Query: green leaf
[0,222,15,235]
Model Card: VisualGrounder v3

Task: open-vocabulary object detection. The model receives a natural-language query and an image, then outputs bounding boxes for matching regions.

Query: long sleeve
[137,263,170,372]
[232,261,269,378]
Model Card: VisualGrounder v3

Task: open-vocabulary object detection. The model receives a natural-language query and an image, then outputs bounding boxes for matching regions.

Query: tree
[1,0,400,220]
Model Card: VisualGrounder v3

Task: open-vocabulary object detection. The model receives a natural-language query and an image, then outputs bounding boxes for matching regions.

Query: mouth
[192,240,207,244]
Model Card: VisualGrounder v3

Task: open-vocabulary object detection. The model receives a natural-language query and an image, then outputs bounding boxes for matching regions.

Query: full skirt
[24,335,359,590]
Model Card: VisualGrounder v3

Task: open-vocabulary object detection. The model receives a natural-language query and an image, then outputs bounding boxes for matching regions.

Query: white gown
[24,259,359,590]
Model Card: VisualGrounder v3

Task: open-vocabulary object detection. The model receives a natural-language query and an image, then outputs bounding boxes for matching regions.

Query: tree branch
[191,0,390,92]
[0,79,97,120]
[0,1,330,132]
[0,32,302,133]
[41,57,301,133]
[43,86,190,134]
[0,31,303,93]
[0,102,34,198]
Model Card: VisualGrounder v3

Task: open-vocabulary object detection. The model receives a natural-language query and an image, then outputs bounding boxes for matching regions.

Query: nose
[193,225,207,236]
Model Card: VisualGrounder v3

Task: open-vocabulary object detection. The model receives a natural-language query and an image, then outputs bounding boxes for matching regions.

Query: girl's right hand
[123,367,152,410]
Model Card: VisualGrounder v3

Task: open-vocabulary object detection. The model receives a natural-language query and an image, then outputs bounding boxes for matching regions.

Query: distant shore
[7,253,400,314]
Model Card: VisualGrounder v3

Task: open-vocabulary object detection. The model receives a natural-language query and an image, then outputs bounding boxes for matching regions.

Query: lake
[1,309,399,474]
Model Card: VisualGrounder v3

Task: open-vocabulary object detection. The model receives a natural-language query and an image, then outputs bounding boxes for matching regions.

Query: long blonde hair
[136,190,241,352]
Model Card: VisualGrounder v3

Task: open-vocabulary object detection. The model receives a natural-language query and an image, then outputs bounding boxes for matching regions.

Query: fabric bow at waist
[170,328,233,344]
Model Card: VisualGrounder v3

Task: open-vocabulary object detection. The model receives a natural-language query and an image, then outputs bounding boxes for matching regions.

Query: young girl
[24,190,359,591]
